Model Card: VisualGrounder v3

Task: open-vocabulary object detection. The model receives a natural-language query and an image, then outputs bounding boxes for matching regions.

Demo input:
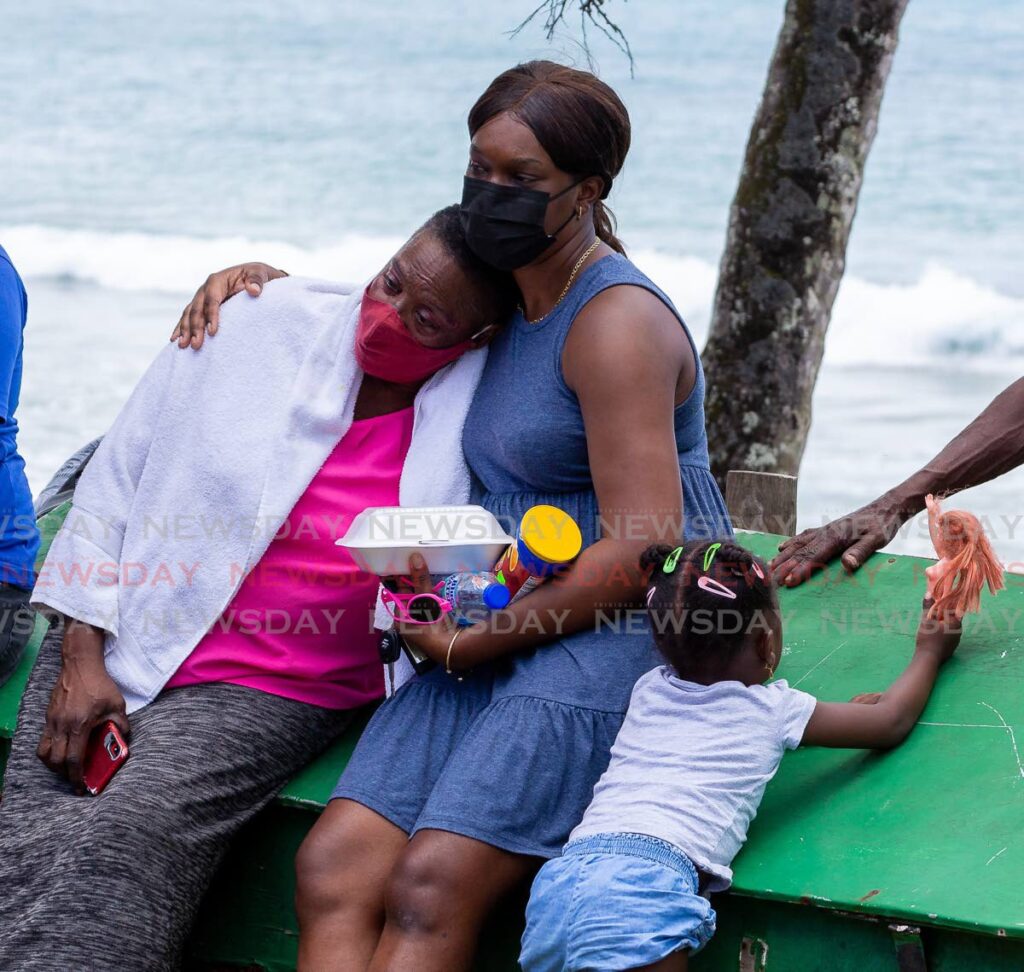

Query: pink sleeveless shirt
[165,406,414,708]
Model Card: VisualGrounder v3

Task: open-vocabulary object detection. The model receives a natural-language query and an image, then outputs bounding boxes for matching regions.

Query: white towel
[32,276,484,712]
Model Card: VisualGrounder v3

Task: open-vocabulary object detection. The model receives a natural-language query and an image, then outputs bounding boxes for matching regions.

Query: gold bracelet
[446,627,466,675]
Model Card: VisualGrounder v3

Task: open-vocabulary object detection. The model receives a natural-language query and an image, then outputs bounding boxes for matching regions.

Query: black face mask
[459,175,580,271]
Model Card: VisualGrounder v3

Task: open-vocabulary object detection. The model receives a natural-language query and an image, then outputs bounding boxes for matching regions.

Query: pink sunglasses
[380,582,452,625]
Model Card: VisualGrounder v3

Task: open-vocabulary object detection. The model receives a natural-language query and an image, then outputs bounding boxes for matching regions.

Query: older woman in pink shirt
[0,206,516,972]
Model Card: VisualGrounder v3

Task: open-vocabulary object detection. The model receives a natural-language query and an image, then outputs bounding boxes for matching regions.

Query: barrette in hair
[646,587,657,607]
[697,575,737,600]
[702,542,722,572]
[662,547,684,574]
[751,561,765,580]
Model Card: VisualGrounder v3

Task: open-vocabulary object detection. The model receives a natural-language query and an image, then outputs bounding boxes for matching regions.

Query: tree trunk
[702,0,908,485]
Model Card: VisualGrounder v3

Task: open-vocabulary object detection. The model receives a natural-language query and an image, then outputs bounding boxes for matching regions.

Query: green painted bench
[3,507,1023,970]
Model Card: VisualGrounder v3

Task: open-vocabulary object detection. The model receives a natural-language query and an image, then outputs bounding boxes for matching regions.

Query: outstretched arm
[801,600,962,749]
[772,377,1024,586]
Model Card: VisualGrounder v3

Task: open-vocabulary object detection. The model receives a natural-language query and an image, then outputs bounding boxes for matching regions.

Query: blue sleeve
[0,257,27,423]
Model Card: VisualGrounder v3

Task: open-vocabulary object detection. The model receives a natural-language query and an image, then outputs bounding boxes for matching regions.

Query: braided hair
[639,539,778,679]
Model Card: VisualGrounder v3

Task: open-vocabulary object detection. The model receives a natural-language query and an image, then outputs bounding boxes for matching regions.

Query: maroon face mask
[354,290,476,384]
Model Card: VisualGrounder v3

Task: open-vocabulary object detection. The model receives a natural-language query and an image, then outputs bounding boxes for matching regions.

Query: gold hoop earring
[766,658,776,680]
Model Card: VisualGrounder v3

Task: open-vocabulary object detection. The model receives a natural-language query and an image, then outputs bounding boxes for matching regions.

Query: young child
[520,538,962,972]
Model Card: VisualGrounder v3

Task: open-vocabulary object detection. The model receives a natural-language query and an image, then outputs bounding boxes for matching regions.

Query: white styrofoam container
[336,505,514,577]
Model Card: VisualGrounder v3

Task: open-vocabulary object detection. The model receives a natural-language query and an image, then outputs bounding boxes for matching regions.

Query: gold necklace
[522,238,602,325]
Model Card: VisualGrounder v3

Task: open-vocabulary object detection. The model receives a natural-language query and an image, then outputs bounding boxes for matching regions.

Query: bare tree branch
[512,0,634,74]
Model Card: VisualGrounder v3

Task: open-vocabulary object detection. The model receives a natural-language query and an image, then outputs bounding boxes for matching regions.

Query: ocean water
[2,0,1023,566]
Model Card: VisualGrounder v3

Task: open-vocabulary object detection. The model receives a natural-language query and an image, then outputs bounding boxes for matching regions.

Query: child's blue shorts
[520,832,717,971]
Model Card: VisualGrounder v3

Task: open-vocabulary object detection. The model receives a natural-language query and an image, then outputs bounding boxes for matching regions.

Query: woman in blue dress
[181,60,732,972]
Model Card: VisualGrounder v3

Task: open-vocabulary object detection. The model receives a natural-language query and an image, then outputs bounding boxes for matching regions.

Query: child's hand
[915,597,962,664]
[803,597,961,750]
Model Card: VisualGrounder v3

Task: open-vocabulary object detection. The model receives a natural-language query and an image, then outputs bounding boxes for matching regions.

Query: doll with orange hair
[924,494,1004,620]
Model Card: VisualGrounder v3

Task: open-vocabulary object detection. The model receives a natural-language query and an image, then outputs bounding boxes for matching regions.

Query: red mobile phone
[82,720,129,795]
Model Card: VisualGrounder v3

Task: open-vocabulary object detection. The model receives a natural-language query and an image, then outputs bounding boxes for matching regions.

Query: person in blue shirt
[0,245,39,685]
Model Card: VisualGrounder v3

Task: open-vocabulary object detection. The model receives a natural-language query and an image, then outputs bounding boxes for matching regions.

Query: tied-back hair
[640,539,778,677]
[419,204,521,325]
[467,60,630,255]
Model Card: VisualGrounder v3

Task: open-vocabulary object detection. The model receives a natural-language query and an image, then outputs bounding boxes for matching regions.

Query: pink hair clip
[646,587,657,607]
[751,561,765,581]
[697,575,737,600]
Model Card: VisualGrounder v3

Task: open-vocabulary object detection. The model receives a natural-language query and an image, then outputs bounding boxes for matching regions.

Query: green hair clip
[702,542,723,572]
[662,546,684,574]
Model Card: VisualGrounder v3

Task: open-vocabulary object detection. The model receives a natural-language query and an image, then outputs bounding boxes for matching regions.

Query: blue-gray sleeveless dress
[333,252,733,858]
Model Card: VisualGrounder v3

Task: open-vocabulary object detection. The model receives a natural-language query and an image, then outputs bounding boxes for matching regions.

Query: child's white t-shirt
[568,665,817,892]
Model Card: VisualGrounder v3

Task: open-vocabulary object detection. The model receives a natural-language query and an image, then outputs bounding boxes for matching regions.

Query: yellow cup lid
[519,505,583,564]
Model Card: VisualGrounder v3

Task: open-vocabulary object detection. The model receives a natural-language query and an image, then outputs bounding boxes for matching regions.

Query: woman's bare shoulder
[564,283,691,390]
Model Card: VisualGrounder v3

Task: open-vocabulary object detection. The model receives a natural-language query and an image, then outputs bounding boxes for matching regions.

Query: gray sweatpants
[0,621,353,972]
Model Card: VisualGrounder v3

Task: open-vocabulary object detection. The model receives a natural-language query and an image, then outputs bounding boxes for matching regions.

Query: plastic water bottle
[441,572,511,627]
